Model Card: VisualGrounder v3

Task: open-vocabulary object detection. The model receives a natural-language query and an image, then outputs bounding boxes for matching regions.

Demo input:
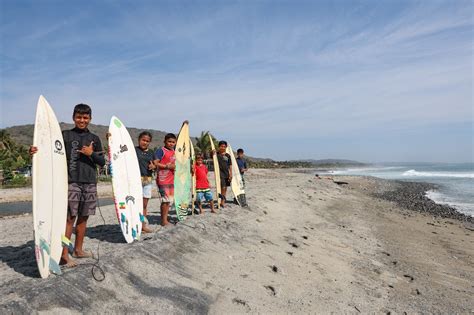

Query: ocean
[329,163,474,217]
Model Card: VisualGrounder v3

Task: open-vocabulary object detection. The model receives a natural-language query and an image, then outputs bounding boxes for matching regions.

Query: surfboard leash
[90,199,106,282]
[75,174,106,282]
[172,219,207,231]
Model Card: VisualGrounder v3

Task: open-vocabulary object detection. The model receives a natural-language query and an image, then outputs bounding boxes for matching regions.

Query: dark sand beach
[0,169,472,313]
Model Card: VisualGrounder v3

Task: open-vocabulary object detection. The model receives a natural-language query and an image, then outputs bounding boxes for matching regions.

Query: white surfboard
[108,116,144,243]
[226,144,247,207]
[209,135,221,209]
[32,95,68,278]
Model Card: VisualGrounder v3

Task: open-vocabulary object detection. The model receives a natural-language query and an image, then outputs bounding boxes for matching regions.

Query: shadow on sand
[86,224,125,244]
[0,240,40,278]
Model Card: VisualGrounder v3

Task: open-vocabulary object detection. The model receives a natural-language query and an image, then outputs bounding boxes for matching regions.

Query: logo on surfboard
[54,140,65,155]
[112,144,129,160]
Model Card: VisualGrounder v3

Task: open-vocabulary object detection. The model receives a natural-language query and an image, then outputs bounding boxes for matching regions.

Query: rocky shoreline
[370,179,473,223]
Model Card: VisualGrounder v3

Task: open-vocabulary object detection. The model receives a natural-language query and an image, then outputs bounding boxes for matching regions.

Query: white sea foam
[403,169,474,179]
[425,190,474,216]
[331,166,404,175]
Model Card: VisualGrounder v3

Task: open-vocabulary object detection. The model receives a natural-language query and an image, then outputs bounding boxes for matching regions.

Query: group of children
[136,132,248,231]
[30,103,248,268]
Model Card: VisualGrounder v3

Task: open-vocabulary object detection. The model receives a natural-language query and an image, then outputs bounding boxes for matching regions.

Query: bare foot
[142,224,153,233]
[72,250,94,259]
[60,256,77,268]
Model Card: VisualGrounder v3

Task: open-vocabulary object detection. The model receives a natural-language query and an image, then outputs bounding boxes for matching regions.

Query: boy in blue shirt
[236,148,248,187]
[135,131,156,233]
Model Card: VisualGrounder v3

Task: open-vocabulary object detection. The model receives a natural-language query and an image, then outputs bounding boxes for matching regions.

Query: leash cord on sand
[77,176,106,282]
[76,196,106,282]
[90,199,106,282]
[172,219,207,230]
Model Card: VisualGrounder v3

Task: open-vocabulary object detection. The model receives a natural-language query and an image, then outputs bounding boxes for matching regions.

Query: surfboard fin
[61,235,74,254]
[237,194,248,207]
[49,258,62,275]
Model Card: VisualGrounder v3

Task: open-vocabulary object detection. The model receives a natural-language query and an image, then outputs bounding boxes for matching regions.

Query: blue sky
[1,0,472,162]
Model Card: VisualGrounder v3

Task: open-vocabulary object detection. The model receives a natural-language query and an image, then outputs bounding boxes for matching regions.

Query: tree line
[0,130,31,186]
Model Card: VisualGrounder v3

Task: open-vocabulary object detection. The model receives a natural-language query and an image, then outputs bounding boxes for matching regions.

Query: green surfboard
[174,121,192,221]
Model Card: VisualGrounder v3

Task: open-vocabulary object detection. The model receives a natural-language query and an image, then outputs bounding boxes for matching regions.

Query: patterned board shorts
[68,183,97,217]
[158,185,174,205]
[142,183,152,199]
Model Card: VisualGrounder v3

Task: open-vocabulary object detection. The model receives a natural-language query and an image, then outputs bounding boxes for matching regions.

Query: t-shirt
[195,163,210,189]
[135,146,154,177]
[217,153,232,179]
[154,146,175,186]
[62,128,105,184]
[236,157,247,174]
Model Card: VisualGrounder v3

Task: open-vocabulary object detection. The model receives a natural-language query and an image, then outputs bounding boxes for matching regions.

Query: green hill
[2,124,367,171]
[4,123,172,150]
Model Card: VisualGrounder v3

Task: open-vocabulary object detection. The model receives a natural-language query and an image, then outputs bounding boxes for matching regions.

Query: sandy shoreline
[0,181,115,204]
[0,169,473,313]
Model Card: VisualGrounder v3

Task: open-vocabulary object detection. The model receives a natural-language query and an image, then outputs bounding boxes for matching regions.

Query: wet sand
[0,169,472,313]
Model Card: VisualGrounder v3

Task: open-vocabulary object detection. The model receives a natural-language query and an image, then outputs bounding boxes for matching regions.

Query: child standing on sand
[30,104,105,267]
[135,131,156,233]
[236,148,248,187]
[217,140,232,208]
[154,133,176,226]
[194,153,216,214]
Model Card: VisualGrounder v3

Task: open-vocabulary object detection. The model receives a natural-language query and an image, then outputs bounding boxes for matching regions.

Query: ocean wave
[403,169,474,179]
[331,166,405,174]
[425,190,474,216]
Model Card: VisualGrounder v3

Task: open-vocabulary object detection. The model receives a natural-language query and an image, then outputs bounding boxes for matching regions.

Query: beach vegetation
[0,130,32,187]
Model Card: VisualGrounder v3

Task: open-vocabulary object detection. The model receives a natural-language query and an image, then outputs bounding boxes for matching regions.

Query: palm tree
[0,129,14,151]
[195,131,218,158]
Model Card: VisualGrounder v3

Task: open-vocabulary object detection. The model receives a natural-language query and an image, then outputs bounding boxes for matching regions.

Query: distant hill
[2,124,367,169]
[4,123,181,150]
[299,159,367,166]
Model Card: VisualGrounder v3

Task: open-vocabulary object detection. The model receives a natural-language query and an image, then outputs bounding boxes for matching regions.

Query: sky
[0,0,472,163]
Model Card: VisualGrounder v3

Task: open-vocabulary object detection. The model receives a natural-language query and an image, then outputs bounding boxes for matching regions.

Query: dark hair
[237,148,244,154]
[218,140,227,146]
[165,133,176,141]
[139,131,152,140]
[73,103,92,117]
[196,153,204,159]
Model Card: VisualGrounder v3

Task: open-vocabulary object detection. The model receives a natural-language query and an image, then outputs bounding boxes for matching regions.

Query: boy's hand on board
[105,132,111,140]
[78,141,94,156]
[148,160,156,170]
[29,145,38,156]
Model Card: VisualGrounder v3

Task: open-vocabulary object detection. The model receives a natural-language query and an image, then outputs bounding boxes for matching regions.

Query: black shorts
[220,178,231,189]
[68,183,97,217]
